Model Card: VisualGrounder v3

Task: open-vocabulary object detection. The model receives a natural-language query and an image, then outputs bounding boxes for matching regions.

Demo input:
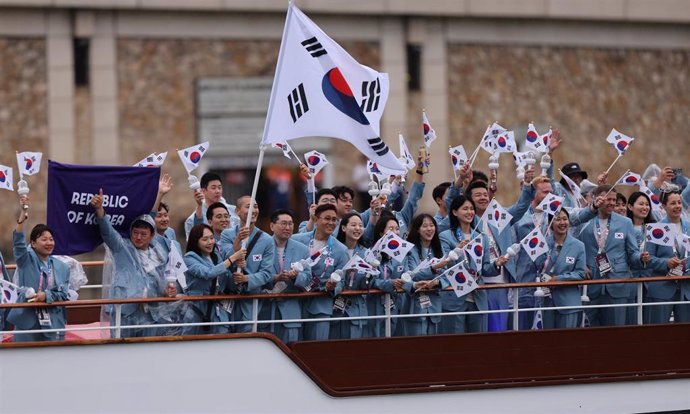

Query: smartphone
[672,168,683,179]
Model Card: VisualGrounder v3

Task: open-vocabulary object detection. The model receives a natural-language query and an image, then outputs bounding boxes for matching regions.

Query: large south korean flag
[261,2,405,173]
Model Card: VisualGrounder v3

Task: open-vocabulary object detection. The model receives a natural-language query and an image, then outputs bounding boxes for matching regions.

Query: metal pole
[251,298,259,333]
[114,304,122,339]
[637,282,644,325]
[512,288,519,331]
[384,294,392,337]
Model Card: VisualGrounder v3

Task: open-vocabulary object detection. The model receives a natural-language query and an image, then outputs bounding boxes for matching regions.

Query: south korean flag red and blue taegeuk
[379,231,414,264]
[177,142,209,174]
[617,171,643,187]
[520,227,549,262]
[538,193,565,216]
[645,223,676,247]
[443,261,478,298]
[481,199,513,234]
[463,235,485,269]
[303,150,329,176]
[606,128,635,156]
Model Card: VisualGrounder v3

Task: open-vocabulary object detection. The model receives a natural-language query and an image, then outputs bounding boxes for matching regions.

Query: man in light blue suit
[184,172,239,239]
[536,210,586,329]
[91,190,179,338]
[291,204,346,341]
[220,196,275,334]
[266,209,311,342]
[578,185,643,326]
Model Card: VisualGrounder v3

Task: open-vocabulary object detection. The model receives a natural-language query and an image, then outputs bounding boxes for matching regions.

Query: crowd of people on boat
[2,130,689,343]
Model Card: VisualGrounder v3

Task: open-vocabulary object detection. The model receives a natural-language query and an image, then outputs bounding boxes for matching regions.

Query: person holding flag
[642,190,690,324]
[220,196,275,333]
[625,191,656,324]
[402,214,452,336]
[535,209,586,329]
[91,188,184,338]
[554,162,590,209]
[577,185,646,327]
[182,224,245,335]
[184,172,240,240]
[332,212,370,339]
[8,195,71,342]
[291,204,347,340]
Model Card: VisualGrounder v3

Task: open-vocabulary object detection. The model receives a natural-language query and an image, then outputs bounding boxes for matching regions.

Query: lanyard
[309,234,333,276]
[594,216,611,253]
[37,259,53,292]
[671,220,689,257]
[542,244,562,275]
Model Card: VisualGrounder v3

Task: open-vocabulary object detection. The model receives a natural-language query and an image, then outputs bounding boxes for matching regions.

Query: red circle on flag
[455,272,467,283]
[387,240,400,250]
[473,245,483,256]
[189,151,201,163]
[328,68,354,97]
[528,238,539,248]
[494,210,501,221]
[625,176,638,183]
[423,124,430,135]
[616,141,628,151]
[652,228,664,239]
[308,156,321,166]
[0,171,5,182]
[526,130,538,142]
[550,201,561,212]
[24,158,32,169]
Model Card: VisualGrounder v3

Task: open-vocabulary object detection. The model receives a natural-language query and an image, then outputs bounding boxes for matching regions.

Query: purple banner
[47,160,160,255]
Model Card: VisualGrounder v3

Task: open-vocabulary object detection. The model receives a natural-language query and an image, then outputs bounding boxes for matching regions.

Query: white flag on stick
[274,142,293,160]
[16,151,42,176]
[399,134,416,170]
[617,171,643,187]
[422,111,437,148]
[520,227,549,262]
[0,279,19,304]
[443,261,478,298]
[135,152,167,168]
[559,169,583,201]
[379,232,414,264]
[165,247,188,291]
[645,223,676,247]
[482,199,513,234]
[639,185,664,216]
[538,193,565,216]
[606,128,634,156]
[177,142,209,174]
[525,123,550,153]
[0,165,14,191]
[260,3,405,173]
[304,150,329,176]
[448,145,468,172]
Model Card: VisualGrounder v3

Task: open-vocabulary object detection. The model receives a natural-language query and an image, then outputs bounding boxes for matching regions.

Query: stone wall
[117,38,380,231]
[0,38,47,255]
[447,44,690,204]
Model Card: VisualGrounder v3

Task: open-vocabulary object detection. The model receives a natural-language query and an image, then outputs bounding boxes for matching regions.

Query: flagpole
[449,146,458,181]
[289,147,301,163]
[604,154,623,175]
[602,169,631,200]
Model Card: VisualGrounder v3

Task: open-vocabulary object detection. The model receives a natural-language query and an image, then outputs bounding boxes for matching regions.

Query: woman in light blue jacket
[183,224,245,335]
[537,209,586,329]
[8,196,70,342]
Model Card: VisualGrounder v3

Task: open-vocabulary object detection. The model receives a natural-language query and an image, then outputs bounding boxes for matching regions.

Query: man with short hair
[291,204,347,340]
[184,172,239,239]
[432,181,451,224]
[220,196,275,333]
[298,188,338,233]
[266,209,310,342]
[578,185,643,326]
[332,185,356,218]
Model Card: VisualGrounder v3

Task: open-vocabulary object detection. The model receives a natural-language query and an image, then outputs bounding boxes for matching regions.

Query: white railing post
[114,304,122,339]
[512,288,519,331]
[384,293,392,337]
[251,298,259,333]
[637,283,644,325]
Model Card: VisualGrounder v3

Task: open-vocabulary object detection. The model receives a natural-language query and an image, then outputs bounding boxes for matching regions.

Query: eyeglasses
[275,221,294,227]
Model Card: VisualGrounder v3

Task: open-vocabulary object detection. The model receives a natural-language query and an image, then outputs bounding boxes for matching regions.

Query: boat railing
[2,262,689,339]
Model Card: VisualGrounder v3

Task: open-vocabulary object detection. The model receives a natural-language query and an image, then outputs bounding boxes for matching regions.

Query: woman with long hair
[403,213,451,335]
[332,212,368,339]
[183,223,245,335]
[7,195,70,342]
[625,191,655,323]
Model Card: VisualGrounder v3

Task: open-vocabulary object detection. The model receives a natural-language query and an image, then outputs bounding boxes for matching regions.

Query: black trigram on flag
[367,137,389,156]
[360,78,381,112]
[301,36,327,58]
[288,83,309,123]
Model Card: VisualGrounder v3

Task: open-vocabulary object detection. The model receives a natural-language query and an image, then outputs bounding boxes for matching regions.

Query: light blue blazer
[536,234,586,314]
[270,239,311,328]
[577,213,642,299]
[363,181,425,243]
[8,231,71,331]
[402,246,445,324]
[645,218,690,301]
[291,231,346,316]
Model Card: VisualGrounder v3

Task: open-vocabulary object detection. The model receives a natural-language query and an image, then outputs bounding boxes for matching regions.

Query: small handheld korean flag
[520,227,549,262]
[380,232,414,264]
[422,111,437,147]
[274,142,293,160]
[482,199,513,234]
[617,171,643,187]
[531,309,544,330]
[367,160,399,180]
[464,235,485,269]
[538,193,565,215]
[480,122,507,154]
[343,255,380,276]
[16,151,42,176]
[559,169,583,201]
[513,150,530,168]
[165,247,188,291]
[444,261,478,298]
[399,134,416,170]
[448,145,468,172]
[135,152,167,168]
[525,123,550,153]
[0,165,14,191]
[493,130,517,154]
[304,150,329,176]
[640,185,664,216]
[177,141,209,174]
[677,233,690,254]
[645,223,676,247]
[307,246,328,267]
[0,279,19,304]
[606,128,634,156]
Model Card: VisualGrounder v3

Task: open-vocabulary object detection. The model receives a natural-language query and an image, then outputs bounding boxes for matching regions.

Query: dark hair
[593,185,614,198]
[547,208,570,226]
[660,189,681,206]
[615,193,627,205]
[131,221,154,235]
[158,202,169,213]
[407,214,443,259]
[336,212,364,247]
[432,182,451,204]
[270,209,294,223]
[449,194,475,232]
[315,203,337,216]
[186,224,218,264]
[206,202,229,221]
[626,191,656,225]
[200,172,222,189]
[332,185,355,201]
[315,188,337,204]
[30,224,54,243]
[465,180,489,201]
[471,170,489,184]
